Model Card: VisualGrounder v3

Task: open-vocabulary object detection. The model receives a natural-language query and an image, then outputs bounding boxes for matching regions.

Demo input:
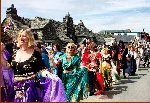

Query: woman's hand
[48,69,53,73]
[56,60,61,66]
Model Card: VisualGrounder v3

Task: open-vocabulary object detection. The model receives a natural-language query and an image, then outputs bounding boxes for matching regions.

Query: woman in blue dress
[57,43,88,102]
[50,43,64,79]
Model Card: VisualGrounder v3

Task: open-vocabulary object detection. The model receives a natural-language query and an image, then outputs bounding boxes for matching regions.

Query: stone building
[1,4,98,46]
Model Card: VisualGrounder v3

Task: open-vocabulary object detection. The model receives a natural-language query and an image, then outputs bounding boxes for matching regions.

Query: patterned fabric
[101,55,112,90]
[11,50,66,102]
[13,77,40,102]
[88,51,101,71]
[52,51,64,75]
[60,54,88,102]
[11,50,43,76]
[41,51,50,69]
[13,76,67,102]
[11,50,43,102]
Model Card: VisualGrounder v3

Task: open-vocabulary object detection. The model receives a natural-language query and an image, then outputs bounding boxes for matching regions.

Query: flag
[144,33,147,40]
[4,23,11,32]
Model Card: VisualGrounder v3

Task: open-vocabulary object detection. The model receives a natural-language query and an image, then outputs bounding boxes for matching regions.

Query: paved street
[81,63,150,102]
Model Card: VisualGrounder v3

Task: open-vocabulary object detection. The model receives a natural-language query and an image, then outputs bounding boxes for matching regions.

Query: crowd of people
[1,27,150,102]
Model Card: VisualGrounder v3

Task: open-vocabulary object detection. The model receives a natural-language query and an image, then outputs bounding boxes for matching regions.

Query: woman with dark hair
[34,42,50,69]
[50,43,64,79]
[1,42,14,102]
[119,41,128,78]
[87,42,104,95]
[111,43,122,76]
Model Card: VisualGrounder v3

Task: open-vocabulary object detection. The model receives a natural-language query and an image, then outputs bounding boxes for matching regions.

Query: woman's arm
[111,58,116,68]
[98,57,102,72]
[1,54,10,69]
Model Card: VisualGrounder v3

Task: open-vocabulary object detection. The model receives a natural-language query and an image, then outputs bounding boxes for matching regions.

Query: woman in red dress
[82,42,104,95]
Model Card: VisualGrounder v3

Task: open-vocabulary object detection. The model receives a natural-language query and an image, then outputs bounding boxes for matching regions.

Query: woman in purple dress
[1,28,66,102]
[1,42,14,102]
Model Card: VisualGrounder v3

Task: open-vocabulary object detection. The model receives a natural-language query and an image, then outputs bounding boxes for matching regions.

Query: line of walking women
[1,27,149,102]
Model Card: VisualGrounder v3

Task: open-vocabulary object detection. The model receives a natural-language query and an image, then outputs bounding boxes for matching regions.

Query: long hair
[53,43,61,52]
[88,42,98,52]
[17,28,35,48]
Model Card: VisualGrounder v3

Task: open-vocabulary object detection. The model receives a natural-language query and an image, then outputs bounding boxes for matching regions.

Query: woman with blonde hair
[101,47,114,90]
[126,45,137,75]
[7,28,66,102]
[10,28,44,102]
[57,42,88,102]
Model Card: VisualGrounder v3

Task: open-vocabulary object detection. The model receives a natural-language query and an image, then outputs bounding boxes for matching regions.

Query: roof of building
[30,17,49,29]
[99,29,131,34]
[113,35,135,42]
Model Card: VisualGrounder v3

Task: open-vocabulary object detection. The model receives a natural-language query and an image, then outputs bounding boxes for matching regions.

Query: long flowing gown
[11,50,66,102]
[60,54,88,102]
[1,49,14,102]
[101,54,112,90]
[89,51,104,95]
[41,71,67,102]
[52,51,64,79]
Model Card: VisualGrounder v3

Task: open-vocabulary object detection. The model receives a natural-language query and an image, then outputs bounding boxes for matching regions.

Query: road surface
[81,64,150,102]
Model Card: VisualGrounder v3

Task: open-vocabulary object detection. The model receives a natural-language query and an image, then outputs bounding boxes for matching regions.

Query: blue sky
[2,0,150,33]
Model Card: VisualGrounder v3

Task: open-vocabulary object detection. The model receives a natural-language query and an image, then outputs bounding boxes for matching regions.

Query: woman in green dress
[57,43,88,102]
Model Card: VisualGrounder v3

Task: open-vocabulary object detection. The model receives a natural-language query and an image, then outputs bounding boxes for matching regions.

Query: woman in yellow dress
[101,47,114,90]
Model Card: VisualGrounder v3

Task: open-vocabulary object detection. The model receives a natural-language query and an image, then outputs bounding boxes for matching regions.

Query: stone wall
[2,4,102,45]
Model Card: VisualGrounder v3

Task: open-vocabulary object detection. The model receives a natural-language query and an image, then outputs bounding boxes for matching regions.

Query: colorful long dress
[81,47,90,67]
[101,54,112,90]
[60,54,88,102]
[52,51,64,79]
[1,49,14,102]
[41,72,67,102]
[11,50,66,102]
[88,51,104,95]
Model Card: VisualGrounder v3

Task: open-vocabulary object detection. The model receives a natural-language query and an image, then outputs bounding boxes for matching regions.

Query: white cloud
[2,0,150,33]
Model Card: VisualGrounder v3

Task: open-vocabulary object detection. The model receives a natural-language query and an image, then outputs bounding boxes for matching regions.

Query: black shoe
[143,64,146,68]
[130,73,135,76]
[89,92,95,96]
[124,76,126,78]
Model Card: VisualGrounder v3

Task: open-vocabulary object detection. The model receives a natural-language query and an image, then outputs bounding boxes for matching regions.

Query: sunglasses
[67,46,74,49]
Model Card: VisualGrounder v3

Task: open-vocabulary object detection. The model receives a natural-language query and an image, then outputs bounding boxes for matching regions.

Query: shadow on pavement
[139,68,149,71]
[138,73,147,76]
[98,85,128,99]
[99,91,122,99]
[113,86,128,91]
[126,76,141,79]
[117,79,137,85]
